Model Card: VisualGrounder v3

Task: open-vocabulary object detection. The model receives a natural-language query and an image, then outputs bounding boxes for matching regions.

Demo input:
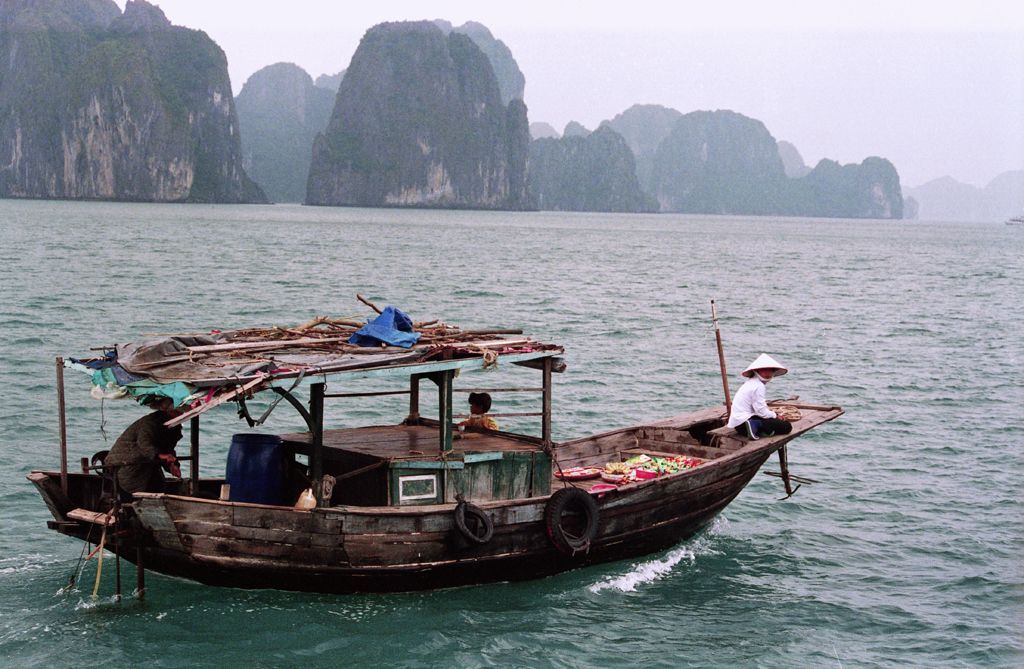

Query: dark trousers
[736,417,793,439]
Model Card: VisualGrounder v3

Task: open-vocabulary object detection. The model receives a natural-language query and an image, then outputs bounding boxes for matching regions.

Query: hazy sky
[120,1,1023,187]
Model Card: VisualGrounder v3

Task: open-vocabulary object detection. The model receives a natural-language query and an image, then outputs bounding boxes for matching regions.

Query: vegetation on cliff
[651,110,787,215]
[434,20,525,105]
[529,126,656,212]
[602,107,904,219]
[602,104,683,196]
[0,0,264,202]
[306,21,529,209]
[783,157,904,219]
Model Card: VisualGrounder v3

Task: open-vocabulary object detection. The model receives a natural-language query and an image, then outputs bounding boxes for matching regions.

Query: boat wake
[0,554,62,576]
[588,521,725,593]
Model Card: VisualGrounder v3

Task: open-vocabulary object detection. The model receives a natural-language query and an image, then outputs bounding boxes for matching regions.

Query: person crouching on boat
[726,354,794,439]
[104,396,184,494]
[457,392,499,436]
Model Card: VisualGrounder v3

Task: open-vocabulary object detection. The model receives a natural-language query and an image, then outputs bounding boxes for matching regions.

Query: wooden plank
[455,387,544,393]
[176,519,314,546]
[188,535,299,560]
[233,505,314,532]
[310,513,343,535]
[553,429,638,462]
[308,349,558,383]
[283,424,541,460]
[391,460,464,470]
[165,374,267,428]
[185,534,348,565]
[150,529,186,551]
[324,390,410,399]
[186,336,350,353]
[636,438,736,460]
[27,471,75,518]
[67,508,115,526]
[463,452,504,464]
[161,497,233,523]
[453,412,543,419]
[639,427,702,446]
[644,406,729,429]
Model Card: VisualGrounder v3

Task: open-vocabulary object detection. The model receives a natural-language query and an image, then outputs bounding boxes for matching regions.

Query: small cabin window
[398,474,438,503]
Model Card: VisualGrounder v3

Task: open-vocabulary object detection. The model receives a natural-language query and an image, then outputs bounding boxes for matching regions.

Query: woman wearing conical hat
[726,354,794,439]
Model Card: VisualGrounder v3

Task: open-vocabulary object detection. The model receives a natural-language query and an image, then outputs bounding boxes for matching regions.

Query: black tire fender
[545,487,600,555]
[454,500,494,545]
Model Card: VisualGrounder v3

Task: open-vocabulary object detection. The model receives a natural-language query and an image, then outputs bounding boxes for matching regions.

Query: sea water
[0,200,1021,668]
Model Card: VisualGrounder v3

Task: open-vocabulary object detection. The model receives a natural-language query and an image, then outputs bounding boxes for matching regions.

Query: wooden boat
[28,309,842,594]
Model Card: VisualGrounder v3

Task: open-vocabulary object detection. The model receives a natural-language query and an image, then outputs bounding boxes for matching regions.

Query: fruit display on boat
[555,466,602,481]
[596,454,707,485]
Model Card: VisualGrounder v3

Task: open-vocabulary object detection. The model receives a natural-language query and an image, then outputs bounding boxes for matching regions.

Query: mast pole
[541,357,552,447]
[56,357,68,495]
[310,383,325,505]
[189,416,200,495]
[438,370,453,453]
[711,300,732,417]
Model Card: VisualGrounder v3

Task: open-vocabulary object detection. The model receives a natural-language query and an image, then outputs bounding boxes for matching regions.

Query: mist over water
[0,201,1021,667]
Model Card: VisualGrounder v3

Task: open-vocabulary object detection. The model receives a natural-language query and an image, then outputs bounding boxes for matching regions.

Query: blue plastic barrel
[225,434,287,505]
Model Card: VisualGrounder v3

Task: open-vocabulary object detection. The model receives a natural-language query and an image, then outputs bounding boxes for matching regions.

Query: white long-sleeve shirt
[726,376,777,428]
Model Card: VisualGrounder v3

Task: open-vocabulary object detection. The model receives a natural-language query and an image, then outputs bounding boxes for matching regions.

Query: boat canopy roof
[65,305,563,427]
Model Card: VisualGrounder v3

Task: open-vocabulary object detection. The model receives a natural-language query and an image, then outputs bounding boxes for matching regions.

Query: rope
[544,442,570,489]
[60,522,96,593]
[99,398,108,442]
[439,445,463,502]
[238,370,306,427]
[90,520,108,599]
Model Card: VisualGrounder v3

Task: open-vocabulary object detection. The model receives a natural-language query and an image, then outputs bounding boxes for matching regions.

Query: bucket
[225,434,286,505]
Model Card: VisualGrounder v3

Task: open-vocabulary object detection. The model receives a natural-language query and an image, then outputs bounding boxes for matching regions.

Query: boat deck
[280,423,542,462]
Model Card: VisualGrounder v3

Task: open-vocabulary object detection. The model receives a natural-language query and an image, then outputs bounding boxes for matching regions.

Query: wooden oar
[711,300,732,416]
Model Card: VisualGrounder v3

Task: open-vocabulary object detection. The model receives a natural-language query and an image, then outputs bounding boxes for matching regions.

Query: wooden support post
[438,371,453,453]
[189,416,199,495]
[136,545,145,600]
[777,445,800,499]
[408,374,421,423]
[56,357,68,495]
[542,357,553,447]
[309,382,325,504]
[113,478,121,599]
[114,546,122,600]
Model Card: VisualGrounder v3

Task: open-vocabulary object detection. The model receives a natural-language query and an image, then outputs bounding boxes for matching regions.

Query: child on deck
[458,392,499,433]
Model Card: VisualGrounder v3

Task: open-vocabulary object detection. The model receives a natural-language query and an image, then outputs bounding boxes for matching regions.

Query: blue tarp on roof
[348,306,421,349]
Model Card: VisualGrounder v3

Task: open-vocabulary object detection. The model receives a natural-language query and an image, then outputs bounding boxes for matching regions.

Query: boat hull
[30,448,769,593]
[29,403,842,593]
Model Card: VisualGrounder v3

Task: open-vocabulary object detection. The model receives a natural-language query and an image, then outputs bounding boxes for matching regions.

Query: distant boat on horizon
[1006,215,1024,225]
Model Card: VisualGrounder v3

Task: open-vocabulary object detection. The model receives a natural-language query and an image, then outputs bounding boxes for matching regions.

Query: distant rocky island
[0,6,916,218]
[599,105,902,218]
[236,63,335,203]
[0,0,265,203]
[529,126,656,212]
[904,171,1024,222]
[306,21,530,209]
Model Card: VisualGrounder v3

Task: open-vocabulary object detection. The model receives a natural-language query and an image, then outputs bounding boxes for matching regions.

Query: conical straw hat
[741,353,788,378]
